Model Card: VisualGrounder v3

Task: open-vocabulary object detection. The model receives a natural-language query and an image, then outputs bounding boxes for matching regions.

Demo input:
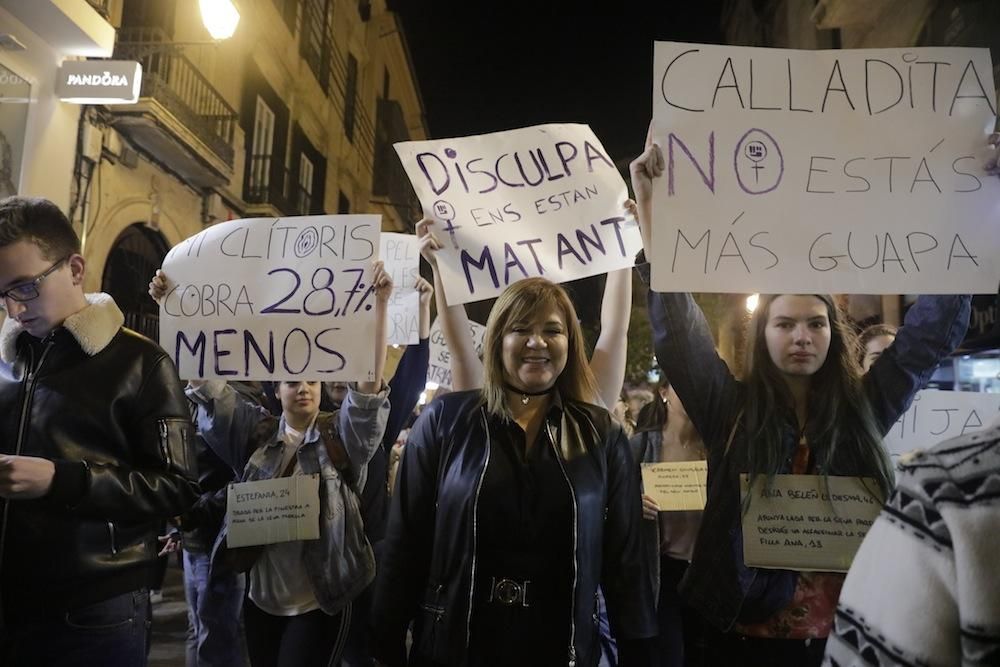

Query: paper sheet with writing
[884,389,1000,459]
[641,461,708,511]
[226,475,321,548]
[651,42,1000,294]
[159,215,380,381]
[740,474,883,572]
[395,123,641,305]
[426,317,486,388]
[381,232,420,346]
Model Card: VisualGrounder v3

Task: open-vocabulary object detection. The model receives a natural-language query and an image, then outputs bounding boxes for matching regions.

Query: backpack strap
[723,408,744,459]
[316,413,358,489]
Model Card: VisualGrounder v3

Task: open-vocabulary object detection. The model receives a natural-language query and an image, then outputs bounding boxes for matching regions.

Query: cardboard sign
[740,474,884,572]
[651,42,1000,294]
[427,317,486,388]
[381,232,420,345]
[226,474,321,548]
[395,123,642,305]
[884,389,1000,459]
[641,461,708,511]
[159,215,380,380]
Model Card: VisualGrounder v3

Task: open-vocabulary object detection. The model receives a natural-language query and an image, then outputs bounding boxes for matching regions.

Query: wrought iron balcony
[111,27,237,186]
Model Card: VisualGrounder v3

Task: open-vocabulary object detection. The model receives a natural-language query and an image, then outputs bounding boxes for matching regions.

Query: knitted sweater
[824,418,1000,666]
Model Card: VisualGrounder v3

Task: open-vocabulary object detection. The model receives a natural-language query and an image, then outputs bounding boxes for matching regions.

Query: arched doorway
[101,223,169,341]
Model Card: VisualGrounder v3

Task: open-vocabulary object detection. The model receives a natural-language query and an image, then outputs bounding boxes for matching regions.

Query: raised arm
[590,266,632,409]
[359,260,393,395]
[417,218,484,390]
[383,277,432,448]
[186,380,271,473]
[865,293,970,433]
[629,135,742,449]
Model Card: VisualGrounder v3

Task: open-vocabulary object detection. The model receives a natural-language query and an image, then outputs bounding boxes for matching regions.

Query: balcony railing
[114,27,237,167]
[246,155,318,215]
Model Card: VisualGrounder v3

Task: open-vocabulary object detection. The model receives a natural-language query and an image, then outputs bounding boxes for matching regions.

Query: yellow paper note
[226,474,321,548]
[641,461,708,511]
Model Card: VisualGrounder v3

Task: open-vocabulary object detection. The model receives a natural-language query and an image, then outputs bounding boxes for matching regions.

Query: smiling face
[0,240,84,339]
[763,295,832,379]
[500,309,569,394]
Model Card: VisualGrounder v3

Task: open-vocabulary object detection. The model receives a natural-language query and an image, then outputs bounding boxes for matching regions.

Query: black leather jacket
[372,390,656,667]
[0,296,200,619]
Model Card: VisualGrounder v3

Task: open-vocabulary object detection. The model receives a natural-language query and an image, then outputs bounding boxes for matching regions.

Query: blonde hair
[481,278,598,418]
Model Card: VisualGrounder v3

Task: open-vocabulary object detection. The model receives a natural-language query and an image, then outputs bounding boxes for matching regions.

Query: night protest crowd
[0,125,998,667]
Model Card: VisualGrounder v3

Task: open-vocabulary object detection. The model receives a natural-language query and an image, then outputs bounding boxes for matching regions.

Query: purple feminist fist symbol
[744,141,767,184]
[432,199,461,249]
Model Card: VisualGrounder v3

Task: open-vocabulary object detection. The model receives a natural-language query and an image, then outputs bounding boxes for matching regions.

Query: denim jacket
[187,382,390,615]
[645,282,970,631]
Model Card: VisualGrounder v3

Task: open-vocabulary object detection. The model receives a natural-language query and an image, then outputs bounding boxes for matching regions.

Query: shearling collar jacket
[0,293,200,619]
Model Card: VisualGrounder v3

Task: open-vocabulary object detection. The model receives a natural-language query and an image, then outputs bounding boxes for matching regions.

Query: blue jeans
[183,549,246,667]
[0,589,151,666]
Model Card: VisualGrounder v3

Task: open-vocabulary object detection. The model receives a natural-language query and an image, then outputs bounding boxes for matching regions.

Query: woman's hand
[641,493,660,521]
[372,260,394,302]
[416,218,443,270]
[148,269,168,302]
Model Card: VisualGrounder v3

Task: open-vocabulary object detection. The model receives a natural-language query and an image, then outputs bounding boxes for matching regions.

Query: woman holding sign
[416,213,635,410]
[169,262,394,667]
[629,140,970,666]
[372,277,656,667]
[632,379,707,667]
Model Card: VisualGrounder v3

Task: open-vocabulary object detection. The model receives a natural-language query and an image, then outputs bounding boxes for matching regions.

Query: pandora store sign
[56,60,142,104]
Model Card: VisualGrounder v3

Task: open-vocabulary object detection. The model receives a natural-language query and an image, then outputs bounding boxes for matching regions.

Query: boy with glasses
[0,196,199,666]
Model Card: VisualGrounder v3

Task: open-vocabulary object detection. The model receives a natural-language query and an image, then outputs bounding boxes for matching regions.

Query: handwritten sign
[740,474,884,572]
[427,317,486,389]
[395,124,642,305]
[381,232,420,345]
[159,215,380,380]
[884,389,1000,459]
[651,42,1000,294]
[226,474,320,548]
[641,460,708,511]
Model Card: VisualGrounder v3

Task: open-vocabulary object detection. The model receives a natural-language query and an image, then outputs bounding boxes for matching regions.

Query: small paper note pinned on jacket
[641,461,708,511]
[226,474,321,548]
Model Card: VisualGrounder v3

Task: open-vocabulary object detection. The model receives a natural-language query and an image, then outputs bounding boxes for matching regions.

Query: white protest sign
[381,232,420,345]
[740,474,884,572]
[884,389,1000,458]
[651,42,1000,294]
[427,317,486,389]
[395,123,642,305]
[226,474,321,548]
[159,215,380,380]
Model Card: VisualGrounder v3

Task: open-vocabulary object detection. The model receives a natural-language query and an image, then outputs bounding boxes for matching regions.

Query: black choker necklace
[505,384,553,405]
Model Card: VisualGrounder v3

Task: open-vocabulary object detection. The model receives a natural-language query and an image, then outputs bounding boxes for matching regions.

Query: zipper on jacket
[0,340,54,580]
[108,521,118,556]
[546,420,578,667]
[158,420,173,468]
[465,409,492,651]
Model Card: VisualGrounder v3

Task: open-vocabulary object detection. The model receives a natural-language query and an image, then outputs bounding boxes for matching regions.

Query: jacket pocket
[413,583,446,659]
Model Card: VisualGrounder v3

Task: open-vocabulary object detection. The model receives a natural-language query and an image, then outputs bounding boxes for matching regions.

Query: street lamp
[199,0,240,41]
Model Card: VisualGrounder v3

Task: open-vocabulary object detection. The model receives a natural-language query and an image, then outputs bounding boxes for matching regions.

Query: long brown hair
[743,294,894,499]
[481,278,598,419]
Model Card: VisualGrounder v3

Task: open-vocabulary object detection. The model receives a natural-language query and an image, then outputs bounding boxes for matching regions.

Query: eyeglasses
[0,256,69,305]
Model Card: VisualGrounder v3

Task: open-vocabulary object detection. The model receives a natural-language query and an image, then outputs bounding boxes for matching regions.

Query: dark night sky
[388,4,725,325]
[391,3,725,167]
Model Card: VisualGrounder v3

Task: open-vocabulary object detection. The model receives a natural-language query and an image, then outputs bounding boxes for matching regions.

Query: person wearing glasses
[0,196,200,667]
